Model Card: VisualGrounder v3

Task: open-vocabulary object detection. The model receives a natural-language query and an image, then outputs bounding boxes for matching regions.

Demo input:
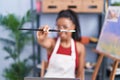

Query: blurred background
[0,0,120,80]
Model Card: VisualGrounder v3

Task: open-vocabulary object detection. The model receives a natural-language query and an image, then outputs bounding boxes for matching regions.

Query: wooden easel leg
[110,60,119,80]
[92,54,104,80]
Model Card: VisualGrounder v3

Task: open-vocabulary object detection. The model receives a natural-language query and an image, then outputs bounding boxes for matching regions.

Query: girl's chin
[60,36,70,40]
[60,36,67,40]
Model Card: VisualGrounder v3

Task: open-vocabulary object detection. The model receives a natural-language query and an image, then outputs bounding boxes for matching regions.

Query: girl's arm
[37,25,54,50]
[76,43,86,80]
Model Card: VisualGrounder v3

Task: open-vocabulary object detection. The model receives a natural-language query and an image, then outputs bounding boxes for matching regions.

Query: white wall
[111,0,120,3]
[0,0,33,16]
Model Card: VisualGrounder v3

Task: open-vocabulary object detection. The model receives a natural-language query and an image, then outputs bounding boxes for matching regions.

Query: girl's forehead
[56,18,73,24]
[57,17,71,21]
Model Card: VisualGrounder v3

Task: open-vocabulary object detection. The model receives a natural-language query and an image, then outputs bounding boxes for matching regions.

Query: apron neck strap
[52,37,75,58]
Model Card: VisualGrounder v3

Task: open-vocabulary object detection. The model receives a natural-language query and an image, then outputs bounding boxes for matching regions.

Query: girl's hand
[36,25,54,50]
[37,25,49,41]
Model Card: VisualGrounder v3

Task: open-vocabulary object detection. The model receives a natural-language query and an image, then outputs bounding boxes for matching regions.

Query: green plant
[111,2,120,6]
[0,11,34,80]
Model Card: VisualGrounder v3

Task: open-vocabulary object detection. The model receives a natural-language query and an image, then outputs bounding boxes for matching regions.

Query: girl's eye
[57,26,69,29]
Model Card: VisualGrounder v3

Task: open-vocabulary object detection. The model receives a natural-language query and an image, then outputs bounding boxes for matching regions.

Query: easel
[92,50,120,80]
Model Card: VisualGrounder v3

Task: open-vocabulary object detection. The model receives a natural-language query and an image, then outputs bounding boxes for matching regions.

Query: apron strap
[50,37,76,60]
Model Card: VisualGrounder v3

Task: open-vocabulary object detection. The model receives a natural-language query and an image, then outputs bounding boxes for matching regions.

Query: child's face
[56,17,75,40]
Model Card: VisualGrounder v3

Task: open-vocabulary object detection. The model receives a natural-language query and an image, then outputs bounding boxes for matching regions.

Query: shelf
[85,68,94,73]
[107,66,120,76]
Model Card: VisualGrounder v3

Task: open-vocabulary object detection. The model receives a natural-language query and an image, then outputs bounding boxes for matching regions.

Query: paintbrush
[18,28,76,32]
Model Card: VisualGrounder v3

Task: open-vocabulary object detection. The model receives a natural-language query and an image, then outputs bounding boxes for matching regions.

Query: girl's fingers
[37,25,50,39]
[44,25,49,32]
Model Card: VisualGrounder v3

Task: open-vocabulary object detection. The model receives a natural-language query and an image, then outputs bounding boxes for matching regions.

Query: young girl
[37,9,85,80]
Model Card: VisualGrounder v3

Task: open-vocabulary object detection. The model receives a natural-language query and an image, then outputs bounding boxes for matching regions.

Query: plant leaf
[0,38,15,46]
[4,56,11,60]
